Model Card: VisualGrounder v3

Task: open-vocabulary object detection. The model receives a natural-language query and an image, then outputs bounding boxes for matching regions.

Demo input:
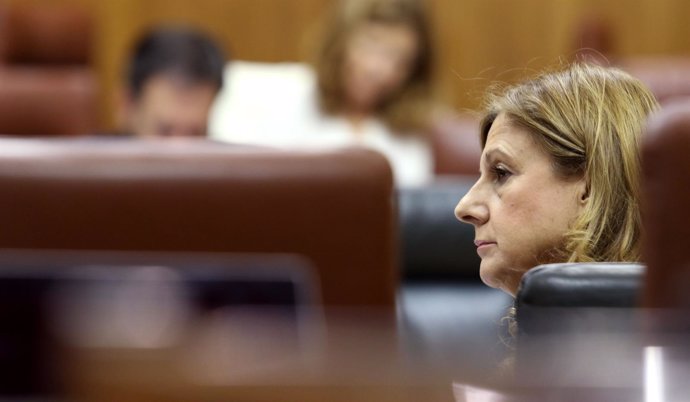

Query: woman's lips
[474,240,496,256]
[474,240,496,247]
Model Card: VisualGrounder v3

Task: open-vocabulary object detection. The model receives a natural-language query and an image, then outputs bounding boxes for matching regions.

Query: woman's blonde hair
[480,63,659,263]
[313,0,436,132]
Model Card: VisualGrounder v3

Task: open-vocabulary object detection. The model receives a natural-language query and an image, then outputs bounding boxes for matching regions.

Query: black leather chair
[514,263,646,391]
[397,178,512,371]
[515,263,644,337]
[398,177,480,280]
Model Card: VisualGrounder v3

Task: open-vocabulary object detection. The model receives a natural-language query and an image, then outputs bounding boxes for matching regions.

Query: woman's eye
[492,165,511,183]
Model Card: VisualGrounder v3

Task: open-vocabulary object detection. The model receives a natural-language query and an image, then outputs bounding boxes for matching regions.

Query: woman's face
[342,21,419,113]
[454,113,586,296]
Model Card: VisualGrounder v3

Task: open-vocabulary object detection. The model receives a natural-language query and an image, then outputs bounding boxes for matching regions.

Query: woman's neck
[345,112,369,134]
[343,102,378,134]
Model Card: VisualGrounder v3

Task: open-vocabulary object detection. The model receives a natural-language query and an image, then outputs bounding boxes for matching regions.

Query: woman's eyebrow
[482,147,514,165]
[479,147,520,176]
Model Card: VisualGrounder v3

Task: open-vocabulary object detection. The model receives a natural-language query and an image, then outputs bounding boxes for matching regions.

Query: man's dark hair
[126,26,226,98]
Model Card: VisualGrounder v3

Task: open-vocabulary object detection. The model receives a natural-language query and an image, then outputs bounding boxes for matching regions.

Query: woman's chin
[478,261,500,289]
[479,261,517,296]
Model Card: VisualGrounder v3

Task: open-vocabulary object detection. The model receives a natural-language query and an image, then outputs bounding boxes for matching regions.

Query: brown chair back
[0,3,98,136]
[0,138,397,307]
[620,58,690,105]
[641,100,690,309]
[0,69,97,136]
[431,113,482,176]
[0,3,92,65]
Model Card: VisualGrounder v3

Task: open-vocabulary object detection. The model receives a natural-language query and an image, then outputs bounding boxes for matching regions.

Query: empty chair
[0,3,98,136]
[0,138,397,308]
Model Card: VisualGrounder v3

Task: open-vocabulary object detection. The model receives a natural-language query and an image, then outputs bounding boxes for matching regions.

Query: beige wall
[428,0,690,111]
[11,0,690,129]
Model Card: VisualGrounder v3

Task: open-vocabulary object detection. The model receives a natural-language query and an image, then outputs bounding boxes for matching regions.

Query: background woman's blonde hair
[480,63,659,263]
[312,0,436,133]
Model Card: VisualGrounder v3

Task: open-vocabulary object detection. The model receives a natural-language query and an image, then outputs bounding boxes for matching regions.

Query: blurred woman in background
[210,0,441,187]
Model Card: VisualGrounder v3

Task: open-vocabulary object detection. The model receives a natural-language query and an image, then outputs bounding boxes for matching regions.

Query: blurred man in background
[117,27,226,138]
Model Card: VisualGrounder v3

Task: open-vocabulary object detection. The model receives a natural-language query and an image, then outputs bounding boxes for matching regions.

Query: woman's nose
[454,184,488,226]
[363,54,395,83]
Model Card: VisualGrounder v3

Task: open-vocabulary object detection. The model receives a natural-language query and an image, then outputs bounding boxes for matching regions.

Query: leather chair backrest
[0,3,92,65]
[0,4,97,136]
[0,138,397,308]
[620,58,690,105]
[515,263,647,388]
[0,69,97,136]
[517,263,644,309]
[516,262,644,336]
[398,178,480,279]
[430,113,482,176]
[641,100,690,309]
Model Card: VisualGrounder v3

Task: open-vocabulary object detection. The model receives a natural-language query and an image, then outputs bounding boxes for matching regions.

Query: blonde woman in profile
[210,0,441,187]
[452,63,658,401]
